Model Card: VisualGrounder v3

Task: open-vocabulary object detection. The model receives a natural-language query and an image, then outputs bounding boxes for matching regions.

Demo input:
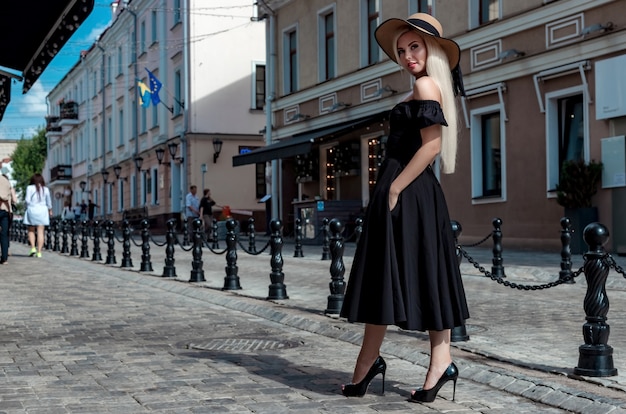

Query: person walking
[185,185,200,234]
[23,173,52,258]
[0,171,17,264]
[339,13,469,403]
[199,188,217,238]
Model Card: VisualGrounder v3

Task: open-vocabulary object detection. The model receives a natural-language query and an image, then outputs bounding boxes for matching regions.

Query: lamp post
[212,138,223,163]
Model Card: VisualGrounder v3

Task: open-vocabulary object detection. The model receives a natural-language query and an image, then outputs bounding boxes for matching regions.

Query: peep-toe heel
[409,362,458,403]
[342,356,387,397]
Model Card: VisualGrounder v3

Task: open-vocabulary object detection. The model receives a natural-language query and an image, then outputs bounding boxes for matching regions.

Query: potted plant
[555,159,603,254]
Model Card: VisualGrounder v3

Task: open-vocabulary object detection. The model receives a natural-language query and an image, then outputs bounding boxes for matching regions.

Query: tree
[10,127,47,202]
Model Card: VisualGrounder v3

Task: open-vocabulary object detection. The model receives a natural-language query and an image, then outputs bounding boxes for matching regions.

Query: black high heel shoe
[342,356,386,397]
[409,362,458,403]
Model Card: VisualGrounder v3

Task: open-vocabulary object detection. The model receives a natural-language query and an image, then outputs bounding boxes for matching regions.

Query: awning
[0,0,94,121]
[233,112,387,166]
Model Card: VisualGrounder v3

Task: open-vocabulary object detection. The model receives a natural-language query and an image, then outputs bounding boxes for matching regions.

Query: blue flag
[145,68,162,106]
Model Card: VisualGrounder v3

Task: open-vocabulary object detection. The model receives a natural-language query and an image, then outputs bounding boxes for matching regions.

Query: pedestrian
[0,170,17,264]
[87,199,98,220]
[72,202,82,219]
[199,188,217,239]
[61,201,75,221]
[80,200,87,220]
[185,185,200,234]
[339,13,469,403]
[23,173,52,258]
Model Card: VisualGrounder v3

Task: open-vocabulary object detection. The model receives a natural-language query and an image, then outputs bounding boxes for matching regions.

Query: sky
[0,0,113,141]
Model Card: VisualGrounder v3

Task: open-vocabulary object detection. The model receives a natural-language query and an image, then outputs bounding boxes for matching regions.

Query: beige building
[237,0,624,252]
[44,0,267,229]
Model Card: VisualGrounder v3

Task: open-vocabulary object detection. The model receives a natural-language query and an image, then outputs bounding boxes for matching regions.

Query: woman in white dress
[23,173,52,257]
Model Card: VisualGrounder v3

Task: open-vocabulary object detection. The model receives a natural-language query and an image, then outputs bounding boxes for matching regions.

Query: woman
[340,13,469,403]
[23,173,52,258]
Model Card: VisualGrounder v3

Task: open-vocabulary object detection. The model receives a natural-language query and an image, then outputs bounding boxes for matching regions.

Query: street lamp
[168,141,183,163]
[213,138,223,163]
[113,164,127,181]
[134,155,144,171]
[155,147,168,165]
[101,169,109,183]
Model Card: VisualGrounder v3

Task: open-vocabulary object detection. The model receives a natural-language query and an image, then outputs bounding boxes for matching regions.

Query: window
[546,91,587,191]
[107,184,113,214]
[151,101,158,128]
[470,0,500,28]
[318,8,335,81]
[140,171,147,205]
[283,27,298,94]
[151,168,158,205]
[255,163,265,199]
[118,179,124,211]
[117,46,123,75]
[131,173,136,208]
[140,104,147,133]
[107,55,112,84]
[118,109,124,147]
[361,0,379,67]
[151,10,157,44]
[140,20,146,54]
[174,69,183,115]
[252,63,265,110]
[173,0,181,25]
[409,0,433,14]
[107,116,113,151]
[93,127,98,159]
[470,105,505,202]
[93,70,97,96]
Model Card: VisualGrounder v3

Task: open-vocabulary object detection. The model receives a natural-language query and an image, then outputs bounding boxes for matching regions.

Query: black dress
[340,100,470,332]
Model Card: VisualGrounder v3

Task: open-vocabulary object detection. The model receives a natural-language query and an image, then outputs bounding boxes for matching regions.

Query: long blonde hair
[393,30,458,174]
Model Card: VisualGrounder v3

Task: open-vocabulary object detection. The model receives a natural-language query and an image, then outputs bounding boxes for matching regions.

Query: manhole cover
[188,338,301,352]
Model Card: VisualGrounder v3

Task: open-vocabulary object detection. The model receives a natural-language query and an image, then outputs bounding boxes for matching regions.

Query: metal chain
[149,234,167,247]
[236,239,271,255]
[460,232,492,248]
[460,247,584,290]
[172,233,195,252]
[607,254,626,278]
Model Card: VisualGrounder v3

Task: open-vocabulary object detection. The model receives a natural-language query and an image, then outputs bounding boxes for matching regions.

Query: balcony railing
[59,101,79,120]
[45,115,61,132]
[50,164,72,182]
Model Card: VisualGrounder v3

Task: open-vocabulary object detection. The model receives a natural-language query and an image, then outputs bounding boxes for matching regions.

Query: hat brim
[375,18,460,69]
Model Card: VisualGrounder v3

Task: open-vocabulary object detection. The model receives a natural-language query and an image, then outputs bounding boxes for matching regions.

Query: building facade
[238,0,624,251]
[44,0,267,229]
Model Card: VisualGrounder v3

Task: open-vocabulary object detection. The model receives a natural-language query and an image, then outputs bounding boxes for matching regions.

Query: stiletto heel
[342,356,387,397]
[409,362,458,403]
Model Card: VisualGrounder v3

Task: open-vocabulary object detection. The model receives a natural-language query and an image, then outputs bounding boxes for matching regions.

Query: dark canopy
[0,0,95,120]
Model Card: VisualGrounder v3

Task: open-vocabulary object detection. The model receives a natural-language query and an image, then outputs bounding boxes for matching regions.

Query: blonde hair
[392,30,458,174]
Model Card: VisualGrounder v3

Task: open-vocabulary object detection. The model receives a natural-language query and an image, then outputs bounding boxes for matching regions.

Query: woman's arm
[389,76,443,210]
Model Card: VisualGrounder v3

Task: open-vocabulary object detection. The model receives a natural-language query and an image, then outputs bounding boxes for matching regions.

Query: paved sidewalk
[1,236,626,413]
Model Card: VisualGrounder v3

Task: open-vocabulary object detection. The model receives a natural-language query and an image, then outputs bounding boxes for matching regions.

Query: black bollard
[267,219,288,300]
[104,220,117,265]
[450,220,470,342]
[139,219,153,272]
[559,217,575,284]
[574,223,618,377]
[491,217,505,278]
[121,219,133,268]
[247,218,256,253]
[69,220,79,256]
[325,219,346,315]
[51,219,60,252]
[80,220,90,258]
[182,217,190,247]
[321,217,330,260]
[293,217,304,257]
[60,220,69,254]
[354,217,363,245]
[211,218,219,249]
[44,224,51,250]
[162,218,177,278]
[189,218,205,282]
[91,220,103,261]
[222,218,241,290]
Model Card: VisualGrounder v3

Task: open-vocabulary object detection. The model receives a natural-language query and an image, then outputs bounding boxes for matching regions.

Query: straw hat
[375,13,460,68]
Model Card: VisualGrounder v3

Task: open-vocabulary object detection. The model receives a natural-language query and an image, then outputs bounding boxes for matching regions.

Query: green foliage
[555,159,603,209]
[9,127,47,201]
